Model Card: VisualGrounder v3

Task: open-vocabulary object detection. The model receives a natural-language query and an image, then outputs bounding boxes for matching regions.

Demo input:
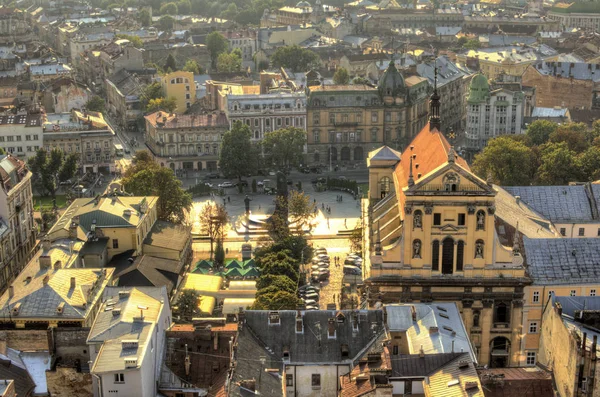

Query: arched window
[380,177,391,199]
[476,210,485,231]
[432,240,440,271]
[457,241,464,271]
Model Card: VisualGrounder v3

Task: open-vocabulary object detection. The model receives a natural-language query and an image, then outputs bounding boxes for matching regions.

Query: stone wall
[51,327,91,366]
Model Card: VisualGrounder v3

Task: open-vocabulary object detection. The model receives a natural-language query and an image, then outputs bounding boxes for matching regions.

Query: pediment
[405,162,495,196]
[440,224,459,232]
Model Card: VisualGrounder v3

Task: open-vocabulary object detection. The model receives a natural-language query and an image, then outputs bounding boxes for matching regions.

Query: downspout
[294,365,297,397]
[92,372,103,397]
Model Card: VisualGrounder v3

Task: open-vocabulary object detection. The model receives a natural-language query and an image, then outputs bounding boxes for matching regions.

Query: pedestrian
[340,195,343,202]
[259,204,261,210]
[322,203,325,210]
[228,196,231,203]
[344,218,347,228]
[314,198,316,204]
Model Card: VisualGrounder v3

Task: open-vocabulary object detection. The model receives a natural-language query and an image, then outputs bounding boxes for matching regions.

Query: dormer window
[268,311,280,325]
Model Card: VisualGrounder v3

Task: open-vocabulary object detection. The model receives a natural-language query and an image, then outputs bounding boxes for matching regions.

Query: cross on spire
[429,57,441,131]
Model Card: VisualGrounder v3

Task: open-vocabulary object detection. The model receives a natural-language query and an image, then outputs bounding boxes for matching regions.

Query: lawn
[33,195,68,211]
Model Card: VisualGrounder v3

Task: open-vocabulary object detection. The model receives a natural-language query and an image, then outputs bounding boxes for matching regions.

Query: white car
[218,181,234,188]
[204,182,214,188]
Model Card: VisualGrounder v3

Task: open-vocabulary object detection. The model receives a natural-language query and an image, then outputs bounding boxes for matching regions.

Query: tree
[216,51,242,72]
[526,120,557,146]
[28,148,79,198]
[198,202,229,260]
[256,274,296,293]
[85,96,105,112]
[352,76,370,85]
[124,150,157,178]
[115,34,143,48]
[219,121,255,180]
[183,59,203,74]
[138,8,151,26]
[257,249,299,278]
[262,127,306,169]
[141,82,164,110]
[206,31,229,69]
[577,146,600,182]
[159,2,178,15]
[464,39,481,50]
[333,67,350,85]
[537,142,581,185]
[146,97,178,113]
[122,167,192,223]
[158,15,175,30]
[271,45,320,72]
[288,190,316,233]
[145,62,164,75]
[177,0,191,14]
[549,123,589,153]
[253,290,301,310]
[349,223,362,254]
[176,289,201,320]
[220,3,238,19]
[472,136,534,186]
[214,239,225,265]
[164,54,178,72]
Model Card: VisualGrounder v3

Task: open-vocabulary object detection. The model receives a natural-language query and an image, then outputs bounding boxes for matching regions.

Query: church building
[363,71,556,367]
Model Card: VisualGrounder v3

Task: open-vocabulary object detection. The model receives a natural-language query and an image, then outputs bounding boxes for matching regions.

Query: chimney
[42,275,50,285]
[8,286,13,298]
[42,237,51,251]
[70,277,76,289]
[515,195,521,204]
[419,345,424,358]
[411,305,417,322]
[429,326,439,334]
[53,260,62,270]
[296,310,303,333]
[39,255,51,270]
[328,318,336,338]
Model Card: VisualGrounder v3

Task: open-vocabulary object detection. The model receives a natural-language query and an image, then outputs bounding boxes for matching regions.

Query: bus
[114,143,124,157]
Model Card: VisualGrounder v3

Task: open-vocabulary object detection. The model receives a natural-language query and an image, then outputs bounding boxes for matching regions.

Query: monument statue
[244,195,252,216]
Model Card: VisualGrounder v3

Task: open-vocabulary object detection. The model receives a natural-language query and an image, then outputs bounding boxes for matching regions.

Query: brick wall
[51,327,91,366]
[522,65,594,109]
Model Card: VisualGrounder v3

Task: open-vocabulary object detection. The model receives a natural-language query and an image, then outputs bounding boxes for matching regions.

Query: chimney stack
[296,310,303,333]
[53,261,61,270]
[419,345,424,358]
[42,275,50,285]
[70,277,76,289]
[8,286,13,298]
[328,318,336,338]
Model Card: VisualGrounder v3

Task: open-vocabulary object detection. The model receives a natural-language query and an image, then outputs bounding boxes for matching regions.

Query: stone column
[479,299,495,366]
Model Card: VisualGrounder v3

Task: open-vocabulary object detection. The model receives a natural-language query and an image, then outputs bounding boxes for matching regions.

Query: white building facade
[465,73,525,150]
[226,92,307,141]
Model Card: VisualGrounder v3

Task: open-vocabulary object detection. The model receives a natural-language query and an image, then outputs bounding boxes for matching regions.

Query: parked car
[318,262,330,268]
[299,285,319,293]
[59,179,73,186]
[304,299,317,306]
[311,264,320,271]
[343,265,362,275]
[314,247,328,255]
[236,180,249,187]
[218,181,234,188]
[206,173,220,179]
[304,292,319,301]
[310,167,322,173]
[300,167,310,174]
[305,305,319,311]
[204,182,214,188]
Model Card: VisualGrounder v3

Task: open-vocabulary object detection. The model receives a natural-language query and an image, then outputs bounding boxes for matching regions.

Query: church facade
[362,79,549,367]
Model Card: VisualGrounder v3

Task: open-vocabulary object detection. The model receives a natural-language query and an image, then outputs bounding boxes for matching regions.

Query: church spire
[408,154,415,186]
[429,59,441,131]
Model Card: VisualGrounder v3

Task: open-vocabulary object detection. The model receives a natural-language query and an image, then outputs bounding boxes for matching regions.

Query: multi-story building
[88,286,171,397]
[46,196,159,260]
[465,73,527,150]
[223,29,257,70]
[0,112,43,159]
[69,32,115,61]
[105,69,146,131]
[145,111,229,172]
[364,5,463,33]
[416,56,474,134]
[0,155,36,293]
[548,2,600,31]
[42,78,91,114]
[29,63,72,82]
[160,70,196,113]
[42,110,116,174]
[456,46,559,81]
[260,1,333,27]
[306,60,429,165]
[226,92,307,141]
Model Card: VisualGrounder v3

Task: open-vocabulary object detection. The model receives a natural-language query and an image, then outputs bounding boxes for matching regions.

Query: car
[204,182,214,188]
[300,167,310,174]
[318,263,330,270]
[311,177,326,184]
[310,167,322,173]
[268,171,276,176]
[124,147,131,154]
[287,180,293,185]
[301,286,320,294]
[311,264,320,271]
[345,258,359,265]
[207,173,220,179]
[338,176,348,181]
[343,265,362,275]
[257,180,264,187]
[314,247,328,255]
[317,254,330,261]
[305,305,319,311]
[218,181,234,188]
[303,299,317,306]
[236,180,249,187]
[59,179,73,186]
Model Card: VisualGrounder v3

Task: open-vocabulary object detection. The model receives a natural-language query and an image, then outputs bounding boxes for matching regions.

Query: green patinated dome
[378,60,406,98]
[467,73,490,104]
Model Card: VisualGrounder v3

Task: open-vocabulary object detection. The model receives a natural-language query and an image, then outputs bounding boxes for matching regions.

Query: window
[560,228,566,236]
[579,227,585,236]
[311,374,321,389]
[529,322,538,333]
[456,241,464,271]
[571,290,577,296]
[432,240,440,271]
[329,113,335,124]
[114,373,125,383]
[597,228,600,237]
[532,291,539,303]
[313,130,320,143]
[286,375,293,387]
[112,239,119,249]
[185,93,190,99]
[526,352,536,366]
[433,213,441,226]
[458,213,465,226]
[591,289,596,297]
[15,136,20,141]
[392,345,399,355]
[371,111,378,123]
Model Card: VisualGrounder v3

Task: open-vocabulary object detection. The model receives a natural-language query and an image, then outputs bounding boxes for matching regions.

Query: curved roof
[467,73,490,103]
[378,60,405,98]
[296,0,311,7]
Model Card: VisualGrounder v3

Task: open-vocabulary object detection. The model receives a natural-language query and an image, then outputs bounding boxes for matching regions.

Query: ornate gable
[404,163,495,197]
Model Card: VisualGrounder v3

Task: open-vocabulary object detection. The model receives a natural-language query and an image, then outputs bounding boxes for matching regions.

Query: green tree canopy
[548,122,589,153]
[177,0,191,14]
[577,146,600,182]
[159,2,178,14]
[176,289,201,320]
[262,127,306,169]
[256,274,296,293]
[28,148,79,198]
[206,31,229,68]
[537,142,581,185]
[122,166,192,223]
[219,121,255,180]
[138,8,151,26]
[216,51,242,72]
[220,3,238,19]
[288,190,316,232]
[352,76,370,85]
[464,39,481,50]
[198,202,229,260]
[115,34,143,48]
[85,96,105,113]
[472,136,534,186]
[526,119,557,146]
[164,54,178,72]
[183,59,204,74]
[271,45,320,72]
[333,67,350,85]
[158,15,175,30]
[146,97,177,113]
[252,290,301,310]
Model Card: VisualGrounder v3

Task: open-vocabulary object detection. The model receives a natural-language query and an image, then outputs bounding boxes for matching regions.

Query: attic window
[437,306,447,312]
[440,313,450,319]
[341,344,349,359]
[458,360,470,369]
[442,325,454,333]
[268,312,280,325]
[336,312,346,323]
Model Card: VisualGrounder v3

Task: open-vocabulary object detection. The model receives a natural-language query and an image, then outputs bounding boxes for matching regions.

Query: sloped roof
[504,185,594,223]
[143,220,190,252]
[523,237,600,285]
[369,146,401,162]
[424,354,483,397]
[392,352,465,377]
[115,255,183,295]
[0,352,35,397]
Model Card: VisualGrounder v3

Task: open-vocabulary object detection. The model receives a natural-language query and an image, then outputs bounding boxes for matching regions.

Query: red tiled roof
[339,347,392,397]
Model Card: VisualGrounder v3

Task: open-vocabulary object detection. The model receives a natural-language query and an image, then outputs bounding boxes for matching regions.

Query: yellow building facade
[161,70,196,113]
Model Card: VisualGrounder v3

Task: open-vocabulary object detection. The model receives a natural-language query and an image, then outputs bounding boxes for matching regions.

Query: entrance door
[441,237,454,274]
